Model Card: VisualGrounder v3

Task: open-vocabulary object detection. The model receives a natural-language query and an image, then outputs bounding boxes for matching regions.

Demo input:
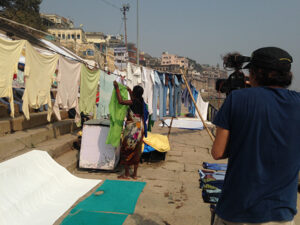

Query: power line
[117,19,124,35]
[98,0,119,10]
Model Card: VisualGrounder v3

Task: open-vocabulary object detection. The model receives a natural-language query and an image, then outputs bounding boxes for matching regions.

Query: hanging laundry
[106,83,129,147]
[182,82,198,117]
[114,69,126,77]
[152,71,164,121]
[53,56,81,123]
[132,64,142,86]
[189,86,198,116]
[79,65,100,117]
[22,41,59,121]
[147,115,155,131]
[96,70,117,119]
[168,74,175,117]
[143,100,149,138]
[195,92,209,121]
[173,75,183,116]
[126,62,134,89]
[141,67,154,115]
[0,38,26,117]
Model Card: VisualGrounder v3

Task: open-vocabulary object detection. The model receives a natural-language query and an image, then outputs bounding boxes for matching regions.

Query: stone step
[55,149,79,172]
[0,111,69,137]
[0,119,77,163]
[36,133,79,159]
[0,102,23,118]
[0,105,9,118]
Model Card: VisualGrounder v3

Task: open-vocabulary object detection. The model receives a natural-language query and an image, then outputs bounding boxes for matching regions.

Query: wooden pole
[181,69,215,142]
[167,117,175,139]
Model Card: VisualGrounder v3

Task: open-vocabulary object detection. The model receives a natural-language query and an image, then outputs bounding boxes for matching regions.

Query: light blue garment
[96,70,117,119]
[174,75,179,86]
[0,98,23,113]
[152,71,164,121]
[143,144,156,153]
[203,162,228,171]
[153,70,160,84]
[188,87,198,116]
[167,74,175,117]
[173,84,182,116]
[163,81,168,117]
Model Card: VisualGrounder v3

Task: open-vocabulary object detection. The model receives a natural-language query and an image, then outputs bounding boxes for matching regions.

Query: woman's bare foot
[118,174,130,180]
[130,175,138,180]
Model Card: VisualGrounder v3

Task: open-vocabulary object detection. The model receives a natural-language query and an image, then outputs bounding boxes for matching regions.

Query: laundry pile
[140,132,170,162]
[199,162,227,204]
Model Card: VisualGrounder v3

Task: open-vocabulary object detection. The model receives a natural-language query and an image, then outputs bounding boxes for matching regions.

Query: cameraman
[211,47,300,224]
[221,52,248,96]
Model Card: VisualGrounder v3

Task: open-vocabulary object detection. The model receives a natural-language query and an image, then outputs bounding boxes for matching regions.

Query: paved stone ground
[62,123,300,225]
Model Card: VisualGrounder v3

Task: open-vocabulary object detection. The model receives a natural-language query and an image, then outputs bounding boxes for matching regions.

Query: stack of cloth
[199,162,227,204]
[142,132,170,154]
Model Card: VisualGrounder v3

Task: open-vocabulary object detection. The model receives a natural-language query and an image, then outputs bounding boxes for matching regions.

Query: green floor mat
[70,179,146,214]
[61,211,127,225]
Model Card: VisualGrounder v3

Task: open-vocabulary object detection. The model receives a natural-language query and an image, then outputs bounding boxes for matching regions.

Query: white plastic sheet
[160,118,204,130]
[0,150,101,225]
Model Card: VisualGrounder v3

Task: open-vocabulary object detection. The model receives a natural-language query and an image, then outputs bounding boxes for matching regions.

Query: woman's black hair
[250,66,293,88]
[130,85,144,115]
[132,85,144,100]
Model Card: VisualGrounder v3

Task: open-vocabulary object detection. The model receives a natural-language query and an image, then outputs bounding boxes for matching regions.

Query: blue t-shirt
[213,87,300,223]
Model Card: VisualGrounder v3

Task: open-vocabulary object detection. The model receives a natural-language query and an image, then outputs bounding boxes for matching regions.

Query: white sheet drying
[0,150,101,225]
[160,118,204,130]
[195,93,209,121]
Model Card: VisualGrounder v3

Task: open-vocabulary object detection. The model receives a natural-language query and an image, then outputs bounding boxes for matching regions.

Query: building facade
[85,32,107,49]
[161,52,189,69]
[153,64,181,73]
[41,14,74,28]
[48,28,85,44]
[114,46,127,70]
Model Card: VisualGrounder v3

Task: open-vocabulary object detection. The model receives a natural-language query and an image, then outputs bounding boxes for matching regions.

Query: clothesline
[0,16,185,76]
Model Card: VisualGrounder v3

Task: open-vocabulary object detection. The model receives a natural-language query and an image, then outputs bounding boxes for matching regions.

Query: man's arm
[211,126,230,160]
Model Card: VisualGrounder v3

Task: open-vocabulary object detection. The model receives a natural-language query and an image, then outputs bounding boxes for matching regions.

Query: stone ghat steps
[55,148,79,172]
[0,111,69,137]
[0,119,78,163]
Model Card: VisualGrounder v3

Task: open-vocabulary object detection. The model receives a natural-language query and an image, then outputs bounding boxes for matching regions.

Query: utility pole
[121,4,130,52]
[136,0,139,65]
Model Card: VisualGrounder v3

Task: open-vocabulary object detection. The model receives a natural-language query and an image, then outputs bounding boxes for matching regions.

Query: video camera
[216,53,251,95]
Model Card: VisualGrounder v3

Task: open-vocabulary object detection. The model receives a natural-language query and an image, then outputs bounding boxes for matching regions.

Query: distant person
[211,47,300,224]
[113,81,146,179]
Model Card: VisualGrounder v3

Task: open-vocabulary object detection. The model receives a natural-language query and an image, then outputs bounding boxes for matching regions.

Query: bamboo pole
[181,69,215,142]
[167,117,175,139]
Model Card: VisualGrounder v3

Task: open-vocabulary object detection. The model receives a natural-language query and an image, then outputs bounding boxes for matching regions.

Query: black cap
[243,47,293,72]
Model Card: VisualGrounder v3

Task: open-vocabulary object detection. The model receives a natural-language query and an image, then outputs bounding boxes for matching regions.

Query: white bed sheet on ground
[160,118,204,130]
[0,150,101,225]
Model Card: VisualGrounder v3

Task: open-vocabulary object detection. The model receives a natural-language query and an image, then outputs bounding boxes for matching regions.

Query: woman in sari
[113,81,145,179]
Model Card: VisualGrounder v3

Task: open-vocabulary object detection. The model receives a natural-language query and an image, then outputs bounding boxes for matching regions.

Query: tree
[0,0,45,31]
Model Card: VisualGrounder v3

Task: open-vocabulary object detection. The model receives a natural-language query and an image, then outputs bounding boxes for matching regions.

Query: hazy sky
[41,0,300,90]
